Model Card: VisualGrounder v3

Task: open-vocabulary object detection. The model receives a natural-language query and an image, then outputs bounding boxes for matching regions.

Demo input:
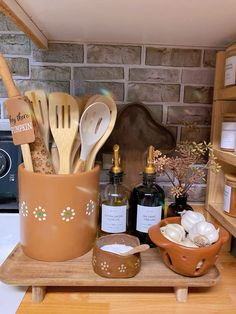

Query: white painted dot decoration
[134,259,140,269]
[61,207,76,222]
[92,255,97,266]
[100,261,109,271]
[20,201,29,217]
[118,264,127,273]
[86,200,95,216]
[33,206,47,221]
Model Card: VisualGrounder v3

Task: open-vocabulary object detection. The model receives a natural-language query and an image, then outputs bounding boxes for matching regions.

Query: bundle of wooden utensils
[0,54,117,175]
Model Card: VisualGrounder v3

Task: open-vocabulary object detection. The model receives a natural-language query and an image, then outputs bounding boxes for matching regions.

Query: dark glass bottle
[99,145,129,236]
[130,146,165,246]
[167,193,193,217]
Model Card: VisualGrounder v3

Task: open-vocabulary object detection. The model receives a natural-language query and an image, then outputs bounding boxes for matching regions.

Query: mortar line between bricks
[123,66,129,103]
[200,48,204,68]
[83,44,87,64]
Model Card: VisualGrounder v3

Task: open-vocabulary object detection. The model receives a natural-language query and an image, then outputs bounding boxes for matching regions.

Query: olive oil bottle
[130,145,165,245]
[100,144,129,235]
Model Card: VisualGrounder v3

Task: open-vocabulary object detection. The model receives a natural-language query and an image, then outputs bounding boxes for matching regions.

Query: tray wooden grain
[0,244,220,303]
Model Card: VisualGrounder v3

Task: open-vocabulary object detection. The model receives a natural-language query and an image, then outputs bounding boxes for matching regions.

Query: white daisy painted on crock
[86,200,95,216]
[61,207,76,222]
[118,264,127,273]
[33,206,47,221]
[100,261,109,271]
[20,201,29,217]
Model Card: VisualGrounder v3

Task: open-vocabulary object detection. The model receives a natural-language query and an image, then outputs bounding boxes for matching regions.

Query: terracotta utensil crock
[149,217,229,277]
[92,234,141,278]
[18,164,100,262]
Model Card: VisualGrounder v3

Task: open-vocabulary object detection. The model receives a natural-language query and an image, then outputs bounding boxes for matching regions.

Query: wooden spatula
[25,90,50,151]
[0,54,55,174]
[49,92,79,174]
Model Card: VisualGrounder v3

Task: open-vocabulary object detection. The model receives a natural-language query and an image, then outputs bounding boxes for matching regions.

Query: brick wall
[0,13,218,203]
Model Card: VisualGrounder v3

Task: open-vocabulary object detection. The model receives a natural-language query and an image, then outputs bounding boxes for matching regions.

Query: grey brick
[167,106,212,125]
[128,83,180,102]
[180,126,211,142]
[184,86,213,104]
[6,57,29,76]
[0,13,20,31]
[145,104,163,123]
[87,45,141,64]
[33,43,83,63]
[129,68,180,83]
[188,185,206,203]
[0,80,70,98]
[0,34,31,55]
[203,50,218,67]
[74,81,124,101]
[182,69,215,85]
[31,66,71,81]
[74,67,124,80]
[146,47,201,67]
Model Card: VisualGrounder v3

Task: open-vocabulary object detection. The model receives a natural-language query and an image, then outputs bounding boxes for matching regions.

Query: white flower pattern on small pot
[134,259,140,269]
[86,200,95,216]
[33,206,47,221]
[20,201,29,217]
[118,264,127,273]
[100,261,109,271]
[61,207,76,222]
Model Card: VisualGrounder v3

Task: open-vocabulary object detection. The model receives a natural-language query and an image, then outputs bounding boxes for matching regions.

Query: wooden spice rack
[206,50,236,237]
[0,244,220,303]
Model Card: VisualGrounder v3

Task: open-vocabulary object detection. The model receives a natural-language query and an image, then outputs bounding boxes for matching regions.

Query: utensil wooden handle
[0,53,33,171]
[0,54,20,98]
[73,159,86,173]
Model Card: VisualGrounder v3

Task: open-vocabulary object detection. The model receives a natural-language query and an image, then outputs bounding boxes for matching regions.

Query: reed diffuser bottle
[130,145,165,245]
[100,144,129,235]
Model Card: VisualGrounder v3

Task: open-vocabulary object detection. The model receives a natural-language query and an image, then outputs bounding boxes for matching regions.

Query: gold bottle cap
[144,145,156,174]
[111,144,122,174]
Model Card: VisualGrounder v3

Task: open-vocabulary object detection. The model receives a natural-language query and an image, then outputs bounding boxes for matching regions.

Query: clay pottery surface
[92,234,141,278]
[18,164,100,262]
[149,217,229,277]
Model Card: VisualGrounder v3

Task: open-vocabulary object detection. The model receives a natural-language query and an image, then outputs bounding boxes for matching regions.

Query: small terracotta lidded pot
[92,234,141,278]
[18,164,100,262]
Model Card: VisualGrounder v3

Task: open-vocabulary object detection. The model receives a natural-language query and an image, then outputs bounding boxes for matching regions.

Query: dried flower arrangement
[154,141,221,198]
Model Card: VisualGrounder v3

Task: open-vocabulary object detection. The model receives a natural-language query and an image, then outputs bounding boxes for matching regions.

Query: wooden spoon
[73,102,110,173]
[25,90,50,150]
[120,244,150,256]
[85,95,117,171]
[49,92,79,174]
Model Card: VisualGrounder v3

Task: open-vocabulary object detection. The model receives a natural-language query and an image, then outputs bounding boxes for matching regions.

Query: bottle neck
[109,172,123,184]
[142,173,156,186]
[175,194,188,205]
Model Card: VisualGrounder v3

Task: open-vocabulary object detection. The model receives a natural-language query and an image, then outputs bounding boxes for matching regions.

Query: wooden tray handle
[0,53,20,98]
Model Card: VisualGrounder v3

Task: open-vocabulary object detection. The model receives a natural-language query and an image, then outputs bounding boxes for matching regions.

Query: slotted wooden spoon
[85,95,117,171]
[49,92,79,174]
[25,90,50,150]
[73,102,110,173]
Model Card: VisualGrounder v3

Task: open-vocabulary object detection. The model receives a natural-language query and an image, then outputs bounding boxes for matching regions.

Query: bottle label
[136,205,162,233]
[220,129,236,150]
[101,204,127,233]
[224,184,231,213]
[225,56,236,86]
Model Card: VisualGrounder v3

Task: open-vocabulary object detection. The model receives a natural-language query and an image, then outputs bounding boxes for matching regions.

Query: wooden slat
[0,0,48,49]
[213,148,236,167]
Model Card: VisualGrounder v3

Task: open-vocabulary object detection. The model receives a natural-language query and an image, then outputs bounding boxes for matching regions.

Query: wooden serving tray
[0,244,220,303]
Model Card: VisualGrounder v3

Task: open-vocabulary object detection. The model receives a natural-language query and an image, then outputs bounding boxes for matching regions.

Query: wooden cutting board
[100,103,176,189]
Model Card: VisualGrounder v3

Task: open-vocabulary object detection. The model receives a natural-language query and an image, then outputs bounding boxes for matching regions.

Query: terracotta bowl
[92,234,141,278]
[148,217,229,277]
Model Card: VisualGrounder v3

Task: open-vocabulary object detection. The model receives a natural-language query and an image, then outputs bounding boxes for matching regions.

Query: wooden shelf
[208,203,236,238]
[213,148,236,166]
[215,86,236,101]
[0,244,220,304]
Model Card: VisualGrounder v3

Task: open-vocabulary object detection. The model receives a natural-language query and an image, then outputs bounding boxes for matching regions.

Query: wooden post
[32,286,46,303]
[174,286,188,302]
